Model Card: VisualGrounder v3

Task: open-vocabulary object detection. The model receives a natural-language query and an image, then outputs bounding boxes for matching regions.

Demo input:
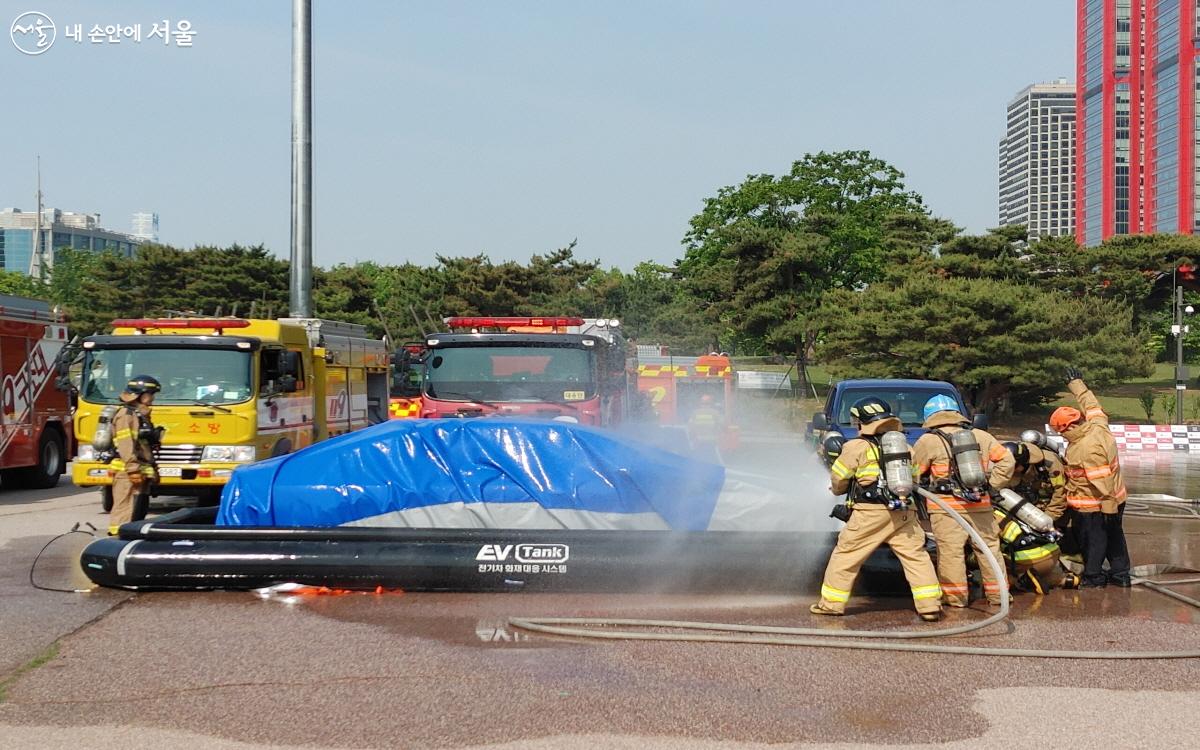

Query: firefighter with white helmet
[811,396,943,621]
[995,436,1079,592]
[911,394,1015,607]
[107,375,163,535]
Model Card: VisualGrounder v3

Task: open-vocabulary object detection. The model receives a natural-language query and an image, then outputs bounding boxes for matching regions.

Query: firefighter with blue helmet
[911,394,1015,607]
[811,396,943,622]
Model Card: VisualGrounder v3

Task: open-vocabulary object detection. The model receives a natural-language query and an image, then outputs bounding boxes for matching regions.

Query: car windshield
[82,347,253,405]
[424,345,595,403]
[837,388,959,428]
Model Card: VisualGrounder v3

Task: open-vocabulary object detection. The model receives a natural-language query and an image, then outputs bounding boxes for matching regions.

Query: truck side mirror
[811,412,829,430]
[972,413,989,430]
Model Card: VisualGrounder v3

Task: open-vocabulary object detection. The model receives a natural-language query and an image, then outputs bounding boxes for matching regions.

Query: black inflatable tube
[82,511,852,591]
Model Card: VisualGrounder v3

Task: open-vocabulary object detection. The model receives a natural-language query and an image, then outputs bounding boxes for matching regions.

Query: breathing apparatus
[91,405,119,462]
[993,487,1056,535]
[877,430,914,511]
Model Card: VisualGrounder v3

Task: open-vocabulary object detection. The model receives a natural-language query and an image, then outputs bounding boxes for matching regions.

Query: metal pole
[1177,285,1187,422]
[289,0,313,317]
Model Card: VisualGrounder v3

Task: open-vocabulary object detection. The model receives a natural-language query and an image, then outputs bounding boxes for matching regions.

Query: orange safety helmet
[1049,406,1084,434]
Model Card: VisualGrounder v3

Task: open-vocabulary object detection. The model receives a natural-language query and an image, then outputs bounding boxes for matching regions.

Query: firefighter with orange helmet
[911,395,1015,607]
[1049,368,1130,587]
[812,397,943,621]
[107,375,162,535]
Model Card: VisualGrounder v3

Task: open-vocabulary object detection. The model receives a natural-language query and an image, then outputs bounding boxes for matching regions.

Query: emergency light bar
[111,318,252,332]
[445,317,584,329]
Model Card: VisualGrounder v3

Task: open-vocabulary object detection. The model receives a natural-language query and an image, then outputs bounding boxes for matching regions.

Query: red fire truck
[388,316,631,426]
[634,348,740,453]
[0,294,72,489]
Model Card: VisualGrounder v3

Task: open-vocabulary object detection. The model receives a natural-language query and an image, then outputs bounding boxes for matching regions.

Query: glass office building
[0,208,140,275]
[1077,0,1200,244]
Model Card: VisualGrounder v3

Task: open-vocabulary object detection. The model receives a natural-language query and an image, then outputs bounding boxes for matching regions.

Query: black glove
[1052,514,1071,530]
[1065,366,1083,384]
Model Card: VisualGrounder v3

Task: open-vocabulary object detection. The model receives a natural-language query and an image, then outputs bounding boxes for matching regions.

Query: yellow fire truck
[72,316,388,507]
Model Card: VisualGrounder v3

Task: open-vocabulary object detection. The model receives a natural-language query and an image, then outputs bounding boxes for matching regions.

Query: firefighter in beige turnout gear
[912,395,1015,607]
[1049,368,1130,588]
[107,375,162,535]
[812,397,943,622]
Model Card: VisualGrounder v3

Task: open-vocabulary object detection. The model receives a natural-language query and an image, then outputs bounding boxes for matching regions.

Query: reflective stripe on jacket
[112,403,155,475]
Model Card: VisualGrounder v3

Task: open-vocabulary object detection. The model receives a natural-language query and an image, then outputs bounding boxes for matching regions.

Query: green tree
[817,275,1152,416]
[682,150,927,274]
[933,225,1033,282]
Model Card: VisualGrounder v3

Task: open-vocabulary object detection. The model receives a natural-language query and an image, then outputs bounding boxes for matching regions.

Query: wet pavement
[1119,452,1200,498]
[2,452,1200,748]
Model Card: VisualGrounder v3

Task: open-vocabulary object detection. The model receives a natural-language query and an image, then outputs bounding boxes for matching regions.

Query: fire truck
[388,316,630,426]
[634,347,739,453]
[0,294,72,489]
[385,317,738,451]
[72,316,388,508]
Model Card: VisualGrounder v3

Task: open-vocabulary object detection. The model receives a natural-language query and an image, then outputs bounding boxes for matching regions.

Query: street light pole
[1176,285,1194,421]
[289,0,313,317]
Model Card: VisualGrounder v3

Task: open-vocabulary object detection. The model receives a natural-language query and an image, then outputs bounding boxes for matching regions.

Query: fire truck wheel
[19,428,66,490]
[101,486,114,512]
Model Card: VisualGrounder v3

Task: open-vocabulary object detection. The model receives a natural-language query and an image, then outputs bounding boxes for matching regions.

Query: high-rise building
[1076,1,1200,245]
[0,208,141,276]
[131,212,159,242]
[999,79,1078,238]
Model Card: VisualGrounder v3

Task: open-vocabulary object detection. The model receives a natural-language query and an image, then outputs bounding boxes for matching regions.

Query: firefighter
[1050,368,1131,588]
[811,397,943,622]
[687,393,723,461]
[912,395,1015,607]
[995,438,1079,593]
[108,375,162,535]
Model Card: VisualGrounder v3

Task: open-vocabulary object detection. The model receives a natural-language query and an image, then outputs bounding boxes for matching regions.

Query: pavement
[1,468,1199,749]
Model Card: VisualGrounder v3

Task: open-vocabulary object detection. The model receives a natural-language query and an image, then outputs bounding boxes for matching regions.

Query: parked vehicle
[807,378,985,445]
[72,316,388,508]
[0,294,72,489]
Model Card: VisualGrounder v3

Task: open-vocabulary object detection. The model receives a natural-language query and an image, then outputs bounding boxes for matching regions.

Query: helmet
[1049,406,1084,434]
[1019,429,1046,448]
[848,396,894,425]
[124,375,162,396]
[700,394,715,406]
[1003,440,1030,467]
[922,394,961,422]
[821,433,845,466]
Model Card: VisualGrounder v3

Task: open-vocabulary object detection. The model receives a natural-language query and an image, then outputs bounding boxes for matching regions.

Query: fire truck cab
[389,317,630,426]
[72,316,388,507]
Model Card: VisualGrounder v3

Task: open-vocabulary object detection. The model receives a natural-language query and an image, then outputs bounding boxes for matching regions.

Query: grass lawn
[1043,362,1200,424]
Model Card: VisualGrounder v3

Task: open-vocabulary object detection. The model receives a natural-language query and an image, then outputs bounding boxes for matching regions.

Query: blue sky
[2,1,1074,270]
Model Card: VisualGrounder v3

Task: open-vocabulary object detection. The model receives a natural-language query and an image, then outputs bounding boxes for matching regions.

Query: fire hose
[510,488,1200,659]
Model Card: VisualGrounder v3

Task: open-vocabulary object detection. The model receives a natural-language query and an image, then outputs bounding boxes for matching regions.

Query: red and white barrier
[1046,424,1200,452]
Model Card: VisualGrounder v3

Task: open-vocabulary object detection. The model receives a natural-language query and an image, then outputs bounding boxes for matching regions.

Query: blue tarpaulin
[216,419,726,530]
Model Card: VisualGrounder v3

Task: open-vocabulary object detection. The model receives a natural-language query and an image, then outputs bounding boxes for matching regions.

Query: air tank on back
[948,429,987,489]
[879,430,913,499]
